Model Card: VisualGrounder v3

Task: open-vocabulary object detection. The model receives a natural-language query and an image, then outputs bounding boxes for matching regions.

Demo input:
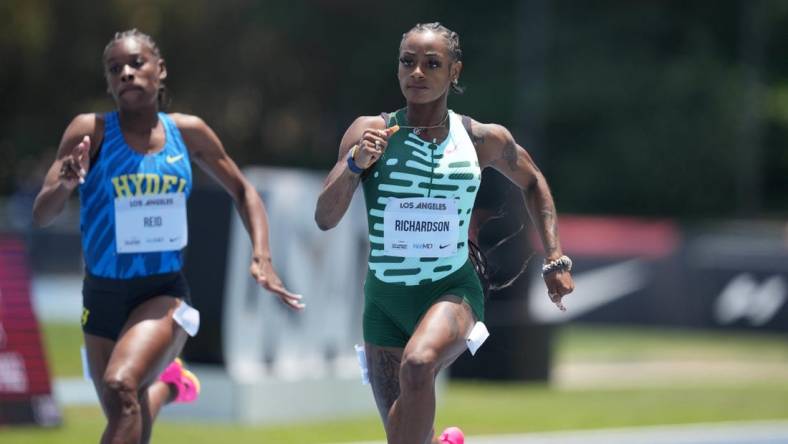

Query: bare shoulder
[67,113,103,137]
[459,115,512,146]
[166,113,224,160]
[168,112,209,134]
[459,115,515,167]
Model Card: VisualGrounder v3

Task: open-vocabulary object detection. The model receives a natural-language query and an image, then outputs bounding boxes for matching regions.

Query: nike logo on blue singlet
[79,112,193,278]
[166,154,184,164]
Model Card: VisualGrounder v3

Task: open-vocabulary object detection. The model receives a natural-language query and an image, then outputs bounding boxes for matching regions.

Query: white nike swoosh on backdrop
[528,259,650,323]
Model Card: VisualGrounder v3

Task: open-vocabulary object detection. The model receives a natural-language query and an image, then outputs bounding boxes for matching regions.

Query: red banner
[0,234,61,426]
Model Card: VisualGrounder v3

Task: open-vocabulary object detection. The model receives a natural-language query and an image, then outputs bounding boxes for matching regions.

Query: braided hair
[400,22,465,94]
[468,203,532,300]
[103,29,170,110]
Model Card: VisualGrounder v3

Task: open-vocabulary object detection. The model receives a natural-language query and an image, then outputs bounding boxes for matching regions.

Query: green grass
[6,322,786,443]
[439,381,788,432]
[5,382,788,443]
[555,324,788,363]
[41,322,788,378]
[40,322,85,378]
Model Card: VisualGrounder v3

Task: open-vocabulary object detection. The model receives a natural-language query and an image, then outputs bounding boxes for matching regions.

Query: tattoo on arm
[470,128,485,147]
[524,185,560,259]
[462,116,485,147]
[484,125,536,173]
[502,139,518,172]
[540,207,559,257]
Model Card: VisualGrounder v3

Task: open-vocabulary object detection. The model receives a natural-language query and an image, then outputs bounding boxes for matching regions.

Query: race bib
[383,197,459,257]
[114,192,188,253]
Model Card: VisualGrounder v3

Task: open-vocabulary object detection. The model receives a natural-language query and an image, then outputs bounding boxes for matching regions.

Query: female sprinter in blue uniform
[33,29,304,444]
[315,23,574,444]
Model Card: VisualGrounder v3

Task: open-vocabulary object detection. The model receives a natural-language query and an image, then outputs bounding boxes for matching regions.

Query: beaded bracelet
[541,255,573,277]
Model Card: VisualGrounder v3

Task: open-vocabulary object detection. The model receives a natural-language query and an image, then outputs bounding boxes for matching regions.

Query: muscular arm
[174,113,302,309]
[173,113,271,259]
[467,117,562,260]
[32,113,103,227]
[467,116,573,308]
[314,115,385,231]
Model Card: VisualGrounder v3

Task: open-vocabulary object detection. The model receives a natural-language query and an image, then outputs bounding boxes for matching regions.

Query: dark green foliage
[1,0,786,217]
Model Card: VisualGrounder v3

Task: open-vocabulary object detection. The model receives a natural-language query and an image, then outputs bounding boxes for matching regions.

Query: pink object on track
[159,358,200,403]
[439,426,465,444]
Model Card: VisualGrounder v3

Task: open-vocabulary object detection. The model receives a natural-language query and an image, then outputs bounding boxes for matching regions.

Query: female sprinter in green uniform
[33,30,303,444]
[315,22,574,444]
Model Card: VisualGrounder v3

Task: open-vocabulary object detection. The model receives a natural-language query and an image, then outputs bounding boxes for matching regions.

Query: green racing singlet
[362,109,481,285]
[360,109,485,346]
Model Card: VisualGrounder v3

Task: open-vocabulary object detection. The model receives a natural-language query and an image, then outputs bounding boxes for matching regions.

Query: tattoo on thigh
[369,349,401,415]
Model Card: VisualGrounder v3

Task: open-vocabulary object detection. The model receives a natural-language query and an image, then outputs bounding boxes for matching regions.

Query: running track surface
[336,420,788,444]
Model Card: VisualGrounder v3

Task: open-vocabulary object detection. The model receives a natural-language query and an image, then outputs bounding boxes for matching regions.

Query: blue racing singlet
[79,112,192,278]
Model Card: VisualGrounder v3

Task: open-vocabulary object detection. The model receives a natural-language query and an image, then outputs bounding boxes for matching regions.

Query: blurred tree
[0,0,786,218]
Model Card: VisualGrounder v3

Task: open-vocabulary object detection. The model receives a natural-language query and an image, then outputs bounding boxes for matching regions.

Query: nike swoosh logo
[439,244,451,249]
[166,154,184,164]
[528,259,650,323]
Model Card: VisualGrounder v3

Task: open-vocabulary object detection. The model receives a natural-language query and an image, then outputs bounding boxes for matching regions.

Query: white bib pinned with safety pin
[383,197,459,257]
[114,192,188,253]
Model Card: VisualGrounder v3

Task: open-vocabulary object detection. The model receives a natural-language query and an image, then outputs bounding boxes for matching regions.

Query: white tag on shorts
[354,344,370,385]
[383,197,459,257]
[114,192,188,253]
[173,301,200,337]
[80,345,92,382]
[466,321,490,356]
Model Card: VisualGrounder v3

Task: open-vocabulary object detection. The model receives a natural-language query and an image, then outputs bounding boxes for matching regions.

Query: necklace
[394,109,449,136]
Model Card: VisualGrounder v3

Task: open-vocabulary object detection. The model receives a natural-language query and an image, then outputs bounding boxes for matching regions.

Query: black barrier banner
[527,217,788,333]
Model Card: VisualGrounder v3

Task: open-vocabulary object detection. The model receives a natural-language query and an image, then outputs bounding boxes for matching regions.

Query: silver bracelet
[542,255,572,277]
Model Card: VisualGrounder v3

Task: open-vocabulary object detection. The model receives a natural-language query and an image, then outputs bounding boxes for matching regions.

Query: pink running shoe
[159,358,200,403]
[439,426,465,444]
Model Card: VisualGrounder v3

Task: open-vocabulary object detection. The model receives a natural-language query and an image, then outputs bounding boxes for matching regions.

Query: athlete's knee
[102,374,141,418]
[399,349,438,391]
